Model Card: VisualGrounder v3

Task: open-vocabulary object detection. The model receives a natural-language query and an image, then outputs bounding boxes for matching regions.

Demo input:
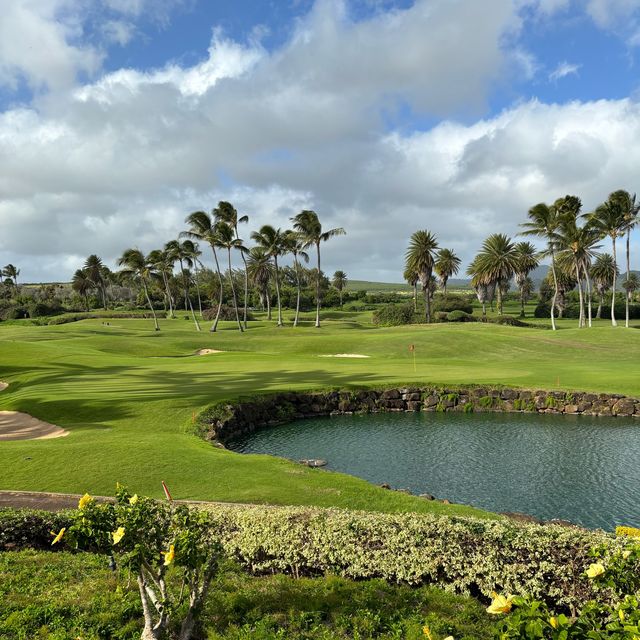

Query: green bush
[372,303,417,326]
[3,505,629,612]
[446,310,475,323]
[202,305,255,322]
[432,296,474,314]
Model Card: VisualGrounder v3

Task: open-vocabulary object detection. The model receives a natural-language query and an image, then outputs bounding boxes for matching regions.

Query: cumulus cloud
[1,0,639,284]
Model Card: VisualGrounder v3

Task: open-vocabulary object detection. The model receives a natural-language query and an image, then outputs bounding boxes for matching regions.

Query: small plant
[545,396,557,409]
[564,392,575,405]
[463,402,474,413]
[479,396,495,409]
[54,487,223,640]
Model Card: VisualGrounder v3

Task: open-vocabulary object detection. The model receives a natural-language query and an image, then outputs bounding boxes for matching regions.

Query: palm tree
[83,255,108,309]
[403,265,419,312]
[588,194,627,326]
[185,241,204,318]
[117,249,160,331]
[331,270,348,308]
[251,225,286,327]
[216,222,245,332]
[214,201,250,329]
[291,211,346,328]
[2,264,20,288]
[513,242,539,317]
[470,234,518,316]
[590,253,618,319]
[405,230,439,323]
[623,273,639,308]
[247,247,273,317]
[434,249,461,300]
[553,198,600,327]
[182,211,224,332]
[71,269,92,311]
[148,248,176,318]
[609,190,640,327]
[282,230,309,326]
[165,240,201,331]
[521,202,560,330]
[467,256,493,318]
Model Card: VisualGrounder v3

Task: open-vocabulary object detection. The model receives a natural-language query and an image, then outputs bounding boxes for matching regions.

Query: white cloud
[101,20,136,46]
[585,0,640,29]
[549,61,581,81]
[0,0,102,92]
[3,0,640,283]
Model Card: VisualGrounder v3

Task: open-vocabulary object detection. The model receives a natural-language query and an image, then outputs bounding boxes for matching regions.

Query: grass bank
[0,312,638,511]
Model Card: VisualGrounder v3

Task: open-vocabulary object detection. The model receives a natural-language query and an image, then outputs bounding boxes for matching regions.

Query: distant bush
[434,311,449,322]
[432,295,473,314]
[446,310,475,322]
[534,303,551,318]
[27,301,63,318]
[372,303,417,326]
[0,305,28,320]
[486,316,534,328]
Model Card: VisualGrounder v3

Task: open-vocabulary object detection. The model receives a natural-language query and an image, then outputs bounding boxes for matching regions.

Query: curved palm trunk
[162,272,174,318]
[611,236,618,327]
[193,260,203,318]
[179,259,200,331]
[582,263,592,328]
[209,244,224,332]
[141,278,160,331]
[626,231,631,328]
[315,242,321,328]
[273,255,283,327]
[293,253,302,327]
[241,253,249,330]
[574,259,584,328]
[227,249,243,332]
[549,246,558,331]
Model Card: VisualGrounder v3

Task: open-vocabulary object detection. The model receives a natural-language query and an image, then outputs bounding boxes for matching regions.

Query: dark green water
[228,412,640,530]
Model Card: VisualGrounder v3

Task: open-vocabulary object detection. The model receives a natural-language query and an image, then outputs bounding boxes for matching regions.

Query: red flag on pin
[161,480,173,502]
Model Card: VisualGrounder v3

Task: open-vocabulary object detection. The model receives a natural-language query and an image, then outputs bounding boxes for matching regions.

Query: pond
[227,411,640,530]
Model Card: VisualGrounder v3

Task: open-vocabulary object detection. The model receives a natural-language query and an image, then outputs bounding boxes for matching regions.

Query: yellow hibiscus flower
[549,617,558,629]
[163,544,175,566]
[78,493,93,510]
[51,527,66,545]
[486,592,515,615]
[112,527,125,544]
[586,563,605,579]
[129,494,138,505]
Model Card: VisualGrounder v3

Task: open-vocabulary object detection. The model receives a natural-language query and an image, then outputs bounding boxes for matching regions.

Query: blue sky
[2,0,640,282]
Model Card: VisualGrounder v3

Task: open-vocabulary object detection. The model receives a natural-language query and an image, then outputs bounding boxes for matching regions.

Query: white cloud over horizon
[1,0,640,284]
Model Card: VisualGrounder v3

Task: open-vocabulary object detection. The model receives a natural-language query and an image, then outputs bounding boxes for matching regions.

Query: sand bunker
[0,411,69,441]
[319,354,370,358]
[196,349,225,355]
[0,382,7,392]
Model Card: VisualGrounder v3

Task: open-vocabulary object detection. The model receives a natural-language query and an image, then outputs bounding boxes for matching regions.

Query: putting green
[0,312,638,516]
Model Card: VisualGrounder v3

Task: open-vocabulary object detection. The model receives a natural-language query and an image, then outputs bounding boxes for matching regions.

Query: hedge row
[1,505,632,611]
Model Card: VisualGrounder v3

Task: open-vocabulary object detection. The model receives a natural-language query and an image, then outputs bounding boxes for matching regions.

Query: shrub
[2,504,631,612]
[486,316,531,328]
[534,303,551,318]
[432,295,474,314]
[446,310,475,322]
[372,303,417,326]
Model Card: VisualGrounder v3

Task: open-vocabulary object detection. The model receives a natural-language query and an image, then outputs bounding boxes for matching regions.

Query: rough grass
[0,311,638,512]
[0,550,495,639]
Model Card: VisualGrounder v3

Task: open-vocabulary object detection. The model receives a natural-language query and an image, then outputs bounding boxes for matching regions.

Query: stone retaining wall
[200,386,640,444]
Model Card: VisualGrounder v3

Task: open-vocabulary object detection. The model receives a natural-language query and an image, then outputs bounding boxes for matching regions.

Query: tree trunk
[241,253,249,330]
[142,279,160,331]
[596,294,603,319]
[137,575,164,639]
[626,230,631,328]
[315,243,321,328]
[413,283,417,312]
[482,301,486,317]
[266,288,271,320]
[575,260,584,328]
[193,261,203,318]
[496,283,502,316]
[583,263,592,327]
[274,255,283,327]
[423,284,430,323]
[228,249,243,332]
[209,244,224,332]
[519,286,525,318]
[549,247,558,331]
[611,236,618,327]
[162,272,174,318]
[293,254,301,327]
